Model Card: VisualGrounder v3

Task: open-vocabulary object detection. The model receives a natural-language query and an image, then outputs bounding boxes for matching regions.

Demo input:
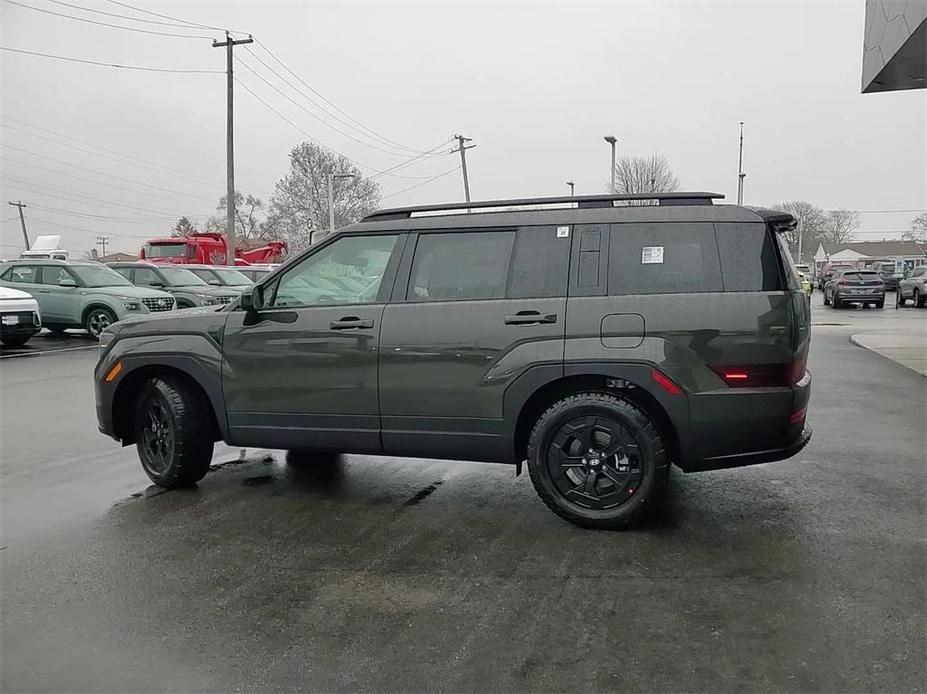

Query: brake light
[710,362,806,387]
[723,372,749,381]
[651,369,682,395]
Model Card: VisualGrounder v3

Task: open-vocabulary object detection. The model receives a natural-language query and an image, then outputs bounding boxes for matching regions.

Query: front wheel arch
[112,365,220,445]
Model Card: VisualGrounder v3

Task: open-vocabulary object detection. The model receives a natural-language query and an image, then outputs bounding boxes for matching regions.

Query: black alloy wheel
[546,415,643,511]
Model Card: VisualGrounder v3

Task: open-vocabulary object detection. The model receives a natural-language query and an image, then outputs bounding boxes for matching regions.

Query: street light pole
[604,135,617,193]
[328,172,357,235]
[566,180,575,196]
[737,121,746,205]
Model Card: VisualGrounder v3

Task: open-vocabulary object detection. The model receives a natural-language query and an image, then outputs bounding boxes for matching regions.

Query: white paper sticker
[556,226,570,238]
[642,246,664,264]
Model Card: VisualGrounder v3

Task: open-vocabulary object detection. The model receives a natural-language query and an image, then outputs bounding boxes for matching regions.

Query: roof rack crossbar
[363,192,724,221]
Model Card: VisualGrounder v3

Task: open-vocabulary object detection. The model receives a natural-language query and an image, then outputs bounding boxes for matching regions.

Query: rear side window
[37,266,73,285]
[134,268,161,286]
[608,222,722,295]
[507,226,570,298]
[408,231,515,301]
[4,266,38,284]
[715,223,783,291]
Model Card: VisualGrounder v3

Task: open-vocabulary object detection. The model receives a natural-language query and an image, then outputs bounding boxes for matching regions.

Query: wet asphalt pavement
[1,311,925,692]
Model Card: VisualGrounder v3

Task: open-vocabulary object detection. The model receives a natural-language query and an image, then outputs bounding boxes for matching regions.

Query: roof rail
[363,192,724,221]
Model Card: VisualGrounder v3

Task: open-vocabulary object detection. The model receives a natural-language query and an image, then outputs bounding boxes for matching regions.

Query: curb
[850,333,927,378]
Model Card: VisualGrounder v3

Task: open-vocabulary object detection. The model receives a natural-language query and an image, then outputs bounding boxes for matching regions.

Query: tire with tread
[831,292,841,309]
[526,391,668,530]
[823,291,831,306]
[134,376,213,487]
[897,291,906,308]
[916,288,925,308]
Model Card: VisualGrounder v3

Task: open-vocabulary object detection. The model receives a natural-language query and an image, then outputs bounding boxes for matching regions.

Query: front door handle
[330,317,374,330]
[504,311,558,325]
[37,289,51,293]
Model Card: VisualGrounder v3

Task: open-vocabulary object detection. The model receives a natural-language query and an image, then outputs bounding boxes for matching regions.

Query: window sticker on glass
[557,226,570,238]
[642,246,664,264]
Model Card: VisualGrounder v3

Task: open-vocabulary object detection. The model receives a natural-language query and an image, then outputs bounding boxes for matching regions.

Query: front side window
[38,266,75,286]
[268,234,398,308]
[409,231,515,301]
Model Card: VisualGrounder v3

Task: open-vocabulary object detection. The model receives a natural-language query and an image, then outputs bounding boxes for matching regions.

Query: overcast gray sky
[1,0,925,255]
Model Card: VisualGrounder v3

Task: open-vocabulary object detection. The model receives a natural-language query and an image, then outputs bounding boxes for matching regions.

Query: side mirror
[242,284,263,312]
[58,278,76,288]
[208,279,221,286]
[150,280,165,288]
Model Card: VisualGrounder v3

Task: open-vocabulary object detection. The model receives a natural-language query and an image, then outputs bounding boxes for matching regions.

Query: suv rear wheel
[134,376,213,487]
[915,288,925,308]
[526,392,668,530]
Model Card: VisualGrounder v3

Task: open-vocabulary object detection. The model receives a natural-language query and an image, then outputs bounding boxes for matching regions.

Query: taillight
[837,279,849,285]
[711,359,806,388]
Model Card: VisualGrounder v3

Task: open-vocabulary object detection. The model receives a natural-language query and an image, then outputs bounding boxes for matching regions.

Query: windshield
[145,243,187,258]
[158,267,208,286]
[70,265,134,287]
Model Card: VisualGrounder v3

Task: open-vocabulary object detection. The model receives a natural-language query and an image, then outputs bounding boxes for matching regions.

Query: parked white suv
[0,286,42,347]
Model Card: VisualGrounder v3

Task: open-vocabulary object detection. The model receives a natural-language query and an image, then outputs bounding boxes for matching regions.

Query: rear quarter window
[715,222,784,291]
[608,222,721,295]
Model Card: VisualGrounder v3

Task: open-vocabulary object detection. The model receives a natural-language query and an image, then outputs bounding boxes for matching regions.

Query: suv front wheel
[527,392,668,529]
[134,376,214,487]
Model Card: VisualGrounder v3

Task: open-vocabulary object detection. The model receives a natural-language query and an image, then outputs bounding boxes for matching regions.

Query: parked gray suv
[107,262,238,308]
[95,193,812,529]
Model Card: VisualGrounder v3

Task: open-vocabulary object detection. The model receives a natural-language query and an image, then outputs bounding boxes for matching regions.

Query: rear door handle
[330,317,374,330]
[37,289,51,293]
[504,311,557,325]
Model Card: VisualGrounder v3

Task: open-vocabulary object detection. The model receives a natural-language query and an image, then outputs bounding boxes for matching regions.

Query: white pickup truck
[0,286,42,347]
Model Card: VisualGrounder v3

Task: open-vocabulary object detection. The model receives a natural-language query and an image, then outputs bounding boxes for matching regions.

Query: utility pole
[737,121,746,205]
[8,200,29,250]
[213,31,254,265]
[96,235,109,258]
[327,172,357,234]
[604,136,617,194]
[453,134,475,204]
[566,181,575,196]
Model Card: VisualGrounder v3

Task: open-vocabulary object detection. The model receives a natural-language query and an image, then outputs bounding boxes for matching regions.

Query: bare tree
[204,192,269,239]
[171,216,197,238]
[821,209,860,244]
[903,212,927,244]
[771,201,827,257]
[611,154,680,196]
[268,142,381,250]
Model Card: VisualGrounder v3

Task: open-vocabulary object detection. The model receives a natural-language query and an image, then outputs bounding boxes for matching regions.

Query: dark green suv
[95,193,812,529]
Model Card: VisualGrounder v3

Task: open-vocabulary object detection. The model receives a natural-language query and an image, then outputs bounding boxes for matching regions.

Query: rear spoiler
[748,208,797,233]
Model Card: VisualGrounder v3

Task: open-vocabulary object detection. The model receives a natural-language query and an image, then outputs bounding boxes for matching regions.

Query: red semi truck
[139,233,287,266]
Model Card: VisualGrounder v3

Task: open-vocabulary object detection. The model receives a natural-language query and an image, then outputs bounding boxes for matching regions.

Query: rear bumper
[835,292,884,303]
[685,426,812,472]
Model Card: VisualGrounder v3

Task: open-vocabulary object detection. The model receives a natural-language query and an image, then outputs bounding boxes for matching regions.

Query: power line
[46,0,217,30]
[26,204,182,222]
[0,45,223,73]
[856,209,926,214]
[0,154,219,207]
[254,38,424,156]
[100,0,249,35]
[0,173,208,217]
[242,46,426,156]
[380,166,461,201]
[0,144,221,203]
[233,75,450,179]
[2,0,215,39]
[236,57,431,159]
[1,116,224,187]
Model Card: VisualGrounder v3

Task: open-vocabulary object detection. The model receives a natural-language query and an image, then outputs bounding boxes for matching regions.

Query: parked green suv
[95,193,812,529]
[0,260,175,337]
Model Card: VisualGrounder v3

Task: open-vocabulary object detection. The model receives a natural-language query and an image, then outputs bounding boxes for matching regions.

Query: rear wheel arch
[112,364,221,445]
[509,370,682,468]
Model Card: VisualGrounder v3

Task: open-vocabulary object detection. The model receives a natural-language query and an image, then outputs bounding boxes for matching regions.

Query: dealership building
[862,0,926,93]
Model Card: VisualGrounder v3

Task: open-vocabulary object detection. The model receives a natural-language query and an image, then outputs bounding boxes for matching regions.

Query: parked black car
[95,192,812,530]
[873,262,901,291]
[823,269,885,309]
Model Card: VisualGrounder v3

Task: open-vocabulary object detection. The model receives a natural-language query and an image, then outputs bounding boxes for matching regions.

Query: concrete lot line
[851,332,927,377]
